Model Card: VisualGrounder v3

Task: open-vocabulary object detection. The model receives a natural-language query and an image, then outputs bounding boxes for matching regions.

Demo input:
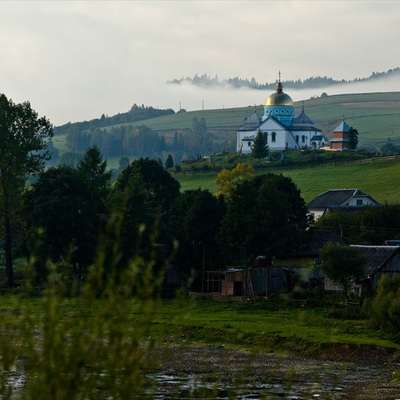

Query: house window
[302,135,306,143]
[295,135,299,143]
[314,258,323,265]
[357,199,363,206]
[271,132,276,142]
[248,142,252,147]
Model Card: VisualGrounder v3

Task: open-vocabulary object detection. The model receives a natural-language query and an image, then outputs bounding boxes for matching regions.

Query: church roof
[333,119,351,133]
[293,110,315,125]
[310,135,327,141]
[238,111,260,131]
[260,115,291,131]
[265,79,294,107]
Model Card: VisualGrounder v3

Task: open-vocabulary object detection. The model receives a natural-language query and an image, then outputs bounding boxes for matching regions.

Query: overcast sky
[0,1,399,126]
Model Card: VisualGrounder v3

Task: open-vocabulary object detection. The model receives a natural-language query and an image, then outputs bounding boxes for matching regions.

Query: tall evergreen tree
[165,154,174,169]
[251,130,269,159]
[348,127,359,150]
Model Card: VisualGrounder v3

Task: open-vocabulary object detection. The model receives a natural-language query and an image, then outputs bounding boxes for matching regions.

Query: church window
[275,110,278,114]
[295,135,299,143]
[264,132,268,142]
[248,142,251,147]
[281,110,284,114]
[302,135,306,143]
[271,132,276,142]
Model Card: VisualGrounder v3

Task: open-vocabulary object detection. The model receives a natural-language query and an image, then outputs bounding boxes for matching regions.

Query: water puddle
[146,371,348,399]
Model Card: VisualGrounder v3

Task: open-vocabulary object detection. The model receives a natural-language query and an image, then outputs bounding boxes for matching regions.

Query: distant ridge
[168,67,400,91]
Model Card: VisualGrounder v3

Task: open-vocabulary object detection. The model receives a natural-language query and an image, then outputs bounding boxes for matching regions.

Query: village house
[306,188,379,221]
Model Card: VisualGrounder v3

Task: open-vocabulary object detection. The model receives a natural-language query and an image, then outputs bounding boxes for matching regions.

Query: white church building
[237,78,327,154]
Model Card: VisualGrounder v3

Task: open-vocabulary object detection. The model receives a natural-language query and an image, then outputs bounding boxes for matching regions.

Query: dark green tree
[165,154,174,170]
[169,189,225,289]
[319,242,365,299]
[219,173,308,263]
[348,127,359,150]
[77,145,112,231]
[251,130,269,159]
[113,158,180,264]
[23,167,94,282]
[0,93,53,286]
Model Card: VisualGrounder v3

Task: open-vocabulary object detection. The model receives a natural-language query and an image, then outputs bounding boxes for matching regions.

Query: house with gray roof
[307,188,379,221]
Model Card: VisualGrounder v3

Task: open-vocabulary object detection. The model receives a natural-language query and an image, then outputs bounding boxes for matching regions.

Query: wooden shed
[353,245,400,293]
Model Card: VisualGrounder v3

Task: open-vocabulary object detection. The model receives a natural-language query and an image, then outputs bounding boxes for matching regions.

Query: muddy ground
[154,345,400,399]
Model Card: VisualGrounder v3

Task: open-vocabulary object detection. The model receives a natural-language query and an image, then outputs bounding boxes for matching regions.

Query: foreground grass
[1,288,399,399]
[147,298,400,355]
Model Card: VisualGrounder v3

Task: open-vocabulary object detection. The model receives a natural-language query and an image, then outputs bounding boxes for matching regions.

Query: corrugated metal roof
[352,245,400,277]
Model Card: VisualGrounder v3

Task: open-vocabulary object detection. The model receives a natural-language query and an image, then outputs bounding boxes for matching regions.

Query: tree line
[0,93,397,293]
[16,152,310,291]
[55,104,175,136]
[168,67,400,90]
[63,116,217,163]
[0,90,310,290]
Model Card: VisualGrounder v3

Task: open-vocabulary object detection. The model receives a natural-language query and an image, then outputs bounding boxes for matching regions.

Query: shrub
[369,274,400,338]
[0,223,174,399]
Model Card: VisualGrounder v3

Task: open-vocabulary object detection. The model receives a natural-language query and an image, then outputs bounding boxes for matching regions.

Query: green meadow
[175,156,400,204]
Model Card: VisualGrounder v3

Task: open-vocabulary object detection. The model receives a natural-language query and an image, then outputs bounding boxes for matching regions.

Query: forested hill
[54,104,175,135]
[168,67,400,90]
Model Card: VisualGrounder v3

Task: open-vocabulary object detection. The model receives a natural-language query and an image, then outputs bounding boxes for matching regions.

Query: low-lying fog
[156,76,400,113]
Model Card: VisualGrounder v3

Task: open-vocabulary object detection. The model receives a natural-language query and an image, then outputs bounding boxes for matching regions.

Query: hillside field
[175,156,400,204]
[128,91,400,150]
[53,91,400,155]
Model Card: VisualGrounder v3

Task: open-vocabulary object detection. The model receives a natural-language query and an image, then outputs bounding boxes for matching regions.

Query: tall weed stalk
[0,216,175,399]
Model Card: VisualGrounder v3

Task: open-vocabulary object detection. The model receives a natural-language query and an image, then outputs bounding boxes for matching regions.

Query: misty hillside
[51,90,400,168]
[168,67,400,90]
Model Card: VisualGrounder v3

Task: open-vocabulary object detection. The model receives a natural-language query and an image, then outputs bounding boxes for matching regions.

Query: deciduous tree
[219,173,308,263]
[216,163,255,199]
[319,242,365,299]
[0,94,53,286]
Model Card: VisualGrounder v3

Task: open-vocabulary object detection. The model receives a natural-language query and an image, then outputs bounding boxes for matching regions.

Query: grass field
[175,156,400,203]
[154,298,400,353]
